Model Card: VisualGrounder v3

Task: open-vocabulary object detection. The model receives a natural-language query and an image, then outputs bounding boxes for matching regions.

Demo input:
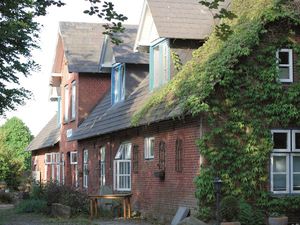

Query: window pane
[279,67,290,80]
[273,174,287,191]
[150,139,155,157]
[295,133,300,150]
[279,51,289,64]
[293,174,300,191]
[273,132,288,149]
[273,156,286,172]
[293,156,300,172]
[153,46,160,88]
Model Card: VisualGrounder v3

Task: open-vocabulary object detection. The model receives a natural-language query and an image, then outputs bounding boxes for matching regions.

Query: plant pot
[221,222,241,225]
[153,170,165,181]
[268,216,288,225]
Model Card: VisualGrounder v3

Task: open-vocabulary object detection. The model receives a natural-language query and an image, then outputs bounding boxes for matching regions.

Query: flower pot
[221,222,241,225]
[268,216,288,225]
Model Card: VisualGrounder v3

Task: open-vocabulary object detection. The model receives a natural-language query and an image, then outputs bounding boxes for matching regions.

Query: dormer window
[276,49,293,83]
[111,63,125,105]
[149,39,170,91]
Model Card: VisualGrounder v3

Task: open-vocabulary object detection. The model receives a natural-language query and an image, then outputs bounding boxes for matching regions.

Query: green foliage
[0,117,32,189]
[0,192,13,204]
[30,182,89,215]
[171,50,183,72]
[220,196,240,221]
[238,199,264,225]
[15,199,48,214]
[133,0,300,221]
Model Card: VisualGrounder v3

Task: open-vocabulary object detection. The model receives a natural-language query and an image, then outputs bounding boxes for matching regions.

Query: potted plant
[220,196,241,225]
[268,212,288,225]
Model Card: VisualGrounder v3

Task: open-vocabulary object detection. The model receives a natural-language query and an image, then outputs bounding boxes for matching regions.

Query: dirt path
[0,207,155,225]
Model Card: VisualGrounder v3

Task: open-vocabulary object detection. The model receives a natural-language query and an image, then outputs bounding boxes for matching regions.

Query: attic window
[149,39,170,91]
[111,63,125,105]
[276,49,293,83]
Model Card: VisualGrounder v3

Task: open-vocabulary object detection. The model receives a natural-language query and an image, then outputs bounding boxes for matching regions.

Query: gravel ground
[0,206,155,225]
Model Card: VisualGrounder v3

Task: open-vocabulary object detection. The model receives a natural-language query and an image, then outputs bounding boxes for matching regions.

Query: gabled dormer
[135,0,231,91]
[100,25,149,106]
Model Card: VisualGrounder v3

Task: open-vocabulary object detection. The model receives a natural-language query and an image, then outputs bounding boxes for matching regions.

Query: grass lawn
[0,208,92,225]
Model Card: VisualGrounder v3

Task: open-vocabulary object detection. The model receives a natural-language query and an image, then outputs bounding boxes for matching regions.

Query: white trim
[270,153,289,194]
[45,153,53,165]
[100,146,106,186]
[144,137,155,159]
[292,130,300,152]
[271,129,290,152]
[291,154,300,193]
[70,151,78,165]
[276,48,293,83]
[83,149,88,189]
[61,153,65,185]
[71,81,76,120]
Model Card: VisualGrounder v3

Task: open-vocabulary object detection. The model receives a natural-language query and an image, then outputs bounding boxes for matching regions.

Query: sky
[0,0,144,136]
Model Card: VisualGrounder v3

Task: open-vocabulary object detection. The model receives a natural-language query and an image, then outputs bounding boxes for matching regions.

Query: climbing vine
[132,0,300,221]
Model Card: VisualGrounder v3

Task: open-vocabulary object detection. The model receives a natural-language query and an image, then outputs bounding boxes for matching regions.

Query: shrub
[220,196,240,222]
[0,192,13,203]
[15,199,48,213]
[238,200,264,225]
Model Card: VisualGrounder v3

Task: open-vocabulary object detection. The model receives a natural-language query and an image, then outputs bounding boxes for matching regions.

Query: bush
[238,200,264,225]
[0,192,13,203]
[15,199,48,213]
[220,196,240,222]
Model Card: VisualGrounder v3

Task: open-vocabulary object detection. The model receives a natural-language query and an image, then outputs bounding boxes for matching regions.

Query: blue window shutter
[149,45,154,91]
[111,67,115,105]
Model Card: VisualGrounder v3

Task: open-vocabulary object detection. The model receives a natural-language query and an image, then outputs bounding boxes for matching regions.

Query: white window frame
[149,38,170,91]
[291,154,300,194]
[83,149,88,189]
[111,63,125,105]
[114,142,132,191]
[144,137,155,159]
[271,129,290,152]
[70,151,78,165]
[55,153,60,183]
[71,81,76,120]
[61,153,65,185]
[45,153,53,165]
[64,85,69,122]
[270,153,289,194]
[100,146,106,186]
[276,48,293,83]
[292,130,300,152]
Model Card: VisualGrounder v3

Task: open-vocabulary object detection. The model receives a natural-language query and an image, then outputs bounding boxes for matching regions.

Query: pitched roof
[59,22,106,73]
[112,25,149,64]
[147,0,231,40]
[70,76,181,141]
[26,114,60,151]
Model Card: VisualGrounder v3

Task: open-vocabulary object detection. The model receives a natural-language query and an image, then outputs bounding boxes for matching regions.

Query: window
[133,145,139,174]
[100,147,106,186]
[144,137,154,159]
[175,138,183,172]
[71,81,76,120]
[111,63,125,105]
[55,153,60,183]
[114,142,131,191]
[70,151,77,164]
[271,129,300,194]
[45,153,52,165]
[149,39,170,91]
[158,141,166,171]
[276,49,293,82]
[61,153,65,185]
[64,85,69,122]
[83,149,88,189]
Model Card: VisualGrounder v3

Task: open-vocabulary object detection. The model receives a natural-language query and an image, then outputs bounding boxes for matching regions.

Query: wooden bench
[89,193,132,219]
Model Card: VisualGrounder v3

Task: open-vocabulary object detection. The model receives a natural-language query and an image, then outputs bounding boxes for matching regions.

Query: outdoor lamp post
[213,177,223,225]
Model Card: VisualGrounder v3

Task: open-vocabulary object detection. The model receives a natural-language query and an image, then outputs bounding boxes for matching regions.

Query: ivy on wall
[132,0,300,221]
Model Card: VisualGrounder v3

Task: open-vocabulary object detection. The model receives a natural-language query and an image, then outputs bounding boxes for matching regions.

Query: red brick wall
[77,116,201,221]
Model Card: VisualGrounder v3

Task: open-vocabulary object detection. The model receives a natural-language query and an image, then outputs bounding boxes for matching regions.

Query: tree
[0,117,33,189]
[0,0,126,116]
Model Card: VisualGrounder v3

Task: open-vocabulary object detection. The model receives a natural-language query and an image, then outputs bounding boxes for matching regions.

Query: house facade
[26,0,300,222]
